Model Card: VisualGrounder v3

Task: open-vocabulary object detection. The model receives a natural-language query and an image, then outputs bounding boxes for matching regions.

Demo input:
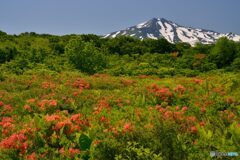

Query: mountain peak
[104,18,240,46]
[150,17,161,22]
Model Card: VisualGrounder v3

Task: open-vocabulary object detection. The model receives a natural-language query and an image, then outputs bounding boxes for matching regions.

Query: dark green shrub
[209,37,237,68]
[65,38,108,74]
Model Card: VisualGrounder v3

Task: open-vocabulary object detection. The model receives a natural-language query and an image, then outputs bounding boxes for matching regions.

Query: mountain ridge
[104,18,240,46]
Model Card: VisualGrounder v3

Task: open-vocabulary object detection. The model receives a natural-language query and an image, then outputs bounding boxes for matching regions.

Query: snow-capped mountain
[104,18,240,46]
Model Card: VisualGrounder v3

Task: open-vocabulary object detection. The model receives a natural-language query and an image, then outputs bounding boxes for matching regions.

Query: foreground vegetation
[0,30,240,159]
[0,71,240,159]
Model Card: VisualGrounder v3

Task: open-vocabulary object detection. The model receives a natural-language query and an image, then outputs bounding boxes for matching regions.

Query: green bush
[231,57,240,70]
[209,37,237,68]
[0,44,18,63]
[65,38,108,74]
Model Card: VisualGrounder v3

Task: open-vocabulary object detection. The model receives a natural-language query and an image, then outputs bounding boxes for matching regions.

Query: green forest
[1,30,240,78]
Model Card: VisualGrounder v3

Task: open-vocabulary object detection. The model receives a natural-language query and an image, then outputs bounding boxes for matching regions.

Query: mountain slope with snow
[104,18,240,46]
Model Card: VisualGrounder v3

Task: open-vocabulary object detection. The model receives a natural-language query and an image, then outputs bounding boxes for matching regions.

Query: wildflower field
[0,71,240,159]
[1,31,240,159]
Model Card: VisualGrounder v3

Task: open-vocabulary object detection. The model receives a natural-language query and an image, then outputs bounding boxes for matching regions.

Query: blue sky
[0,0,239,35]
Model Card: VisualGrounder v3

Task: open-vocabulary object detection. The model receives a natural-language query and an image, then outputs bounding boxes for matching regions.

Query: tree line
[0,30,240,77]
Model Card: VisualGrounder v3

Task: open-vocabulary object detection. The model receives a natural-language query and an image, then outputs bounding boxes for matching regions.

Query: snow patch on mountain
[104,18,240,46]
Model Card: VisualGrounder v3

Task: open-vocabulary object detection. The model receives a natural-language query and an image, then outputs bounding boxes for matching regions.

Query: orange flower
[73,79,90,89]
[45,114,61,122]
[27,99,35,103]
[48,100,57,107]
[199,121,205,127]
[175,106,179,111]
[150,83,158,90]
[24,105,32,112]
[73,91,79,97]
[94,99,111,114]
[0,101,4,107]
[93,140,101,146]
[181,106,188,112]
[38,99,48,109]
[174,84,186,94]
[193,78,203,84]
[72,125,81,131]
[200,107,206,113]
[20,142,28,154]
[156,105,161,110]
[0,132,28,153]
[155,87,173,101]
[123,122,132,132]
[173,111,183,121]
[158,107,165,113]
[42,82,55,89]
[54,120,72,132]
[190,126,198,134]
[0,117,14,124]
[4,104,13,113]
[54,122,66,130]
[111,127,119,136]
[59,147,65,155]
[0,117,14,136]
[148,84,173,102]
[70,114,82,122]
[27,152,37,160]
[100,116,106,122]
[69,148,80,158]
[164,110,173,119]
[187,116,196,122]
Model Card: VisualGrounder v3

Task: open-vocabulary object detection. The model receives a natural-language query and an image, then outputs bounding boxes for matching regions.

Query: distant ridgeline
[0,29,240,78]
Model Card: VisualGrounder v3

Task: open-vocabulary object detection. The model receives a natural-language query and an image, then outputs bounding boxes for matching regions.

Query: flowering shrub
[0,72,239,159]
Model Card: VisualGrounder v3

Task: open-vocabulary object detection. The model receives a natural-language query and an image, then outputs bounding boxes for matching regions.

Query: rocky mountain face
[104,18,240,46]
